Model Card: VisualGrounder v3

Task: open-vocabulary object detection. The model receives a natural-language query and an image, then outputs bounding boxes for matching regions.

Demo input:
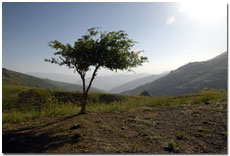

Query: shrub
[98,94,124,104]
[139,91,151,96]
[17,89,49,112]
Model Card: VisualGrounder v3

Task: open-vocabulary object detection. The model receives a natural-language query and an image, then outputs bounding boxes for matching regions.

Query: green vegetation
[2,68,103,92]
[2,83,227,124]
[176,133,187,140]
[164,139,179,153]
[202,120,211,125]
[221,131,227,138]
[45,27,148,113]
[197,126,206,133]
[192,110,201,115]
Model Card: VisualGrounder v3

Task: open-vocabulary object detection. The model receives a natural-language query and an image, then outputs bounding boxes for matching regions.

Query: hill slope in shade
[76,73,150,91]
[2,68,104,92]
[27,72,80,84]
[108,72,168,93]
[122,52,227,96]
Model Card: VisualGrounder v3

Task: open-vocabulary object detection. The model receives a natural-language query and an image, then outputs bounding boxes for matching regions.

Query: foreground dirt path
[3,101,227,154]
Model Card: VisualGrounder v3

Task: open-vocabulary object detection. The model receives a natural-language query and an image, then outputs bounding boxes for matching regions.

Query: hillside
[76,73,150,91]
[2,68,103,92]
[27,72,80,84]
[109,72,168,93]
[122,52,227,96]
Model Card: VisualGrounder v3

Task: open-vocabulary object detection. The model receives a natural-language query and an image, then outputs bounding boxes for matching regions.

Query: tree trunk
[79,65,100,114]
[80,93,87,114]
[79,73,87,114]
[80,103,86,114]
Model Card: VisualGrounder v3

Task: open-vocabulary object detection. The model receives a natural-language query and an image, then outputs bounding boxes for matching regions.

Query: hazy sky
[2,2,227,77]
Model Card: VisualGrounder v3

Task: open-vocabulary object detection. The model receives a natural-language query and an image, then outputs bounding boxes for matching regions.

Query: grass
[197,126,206,133]
[192,110,201,115]
[202,120,211,125]
[176,132,187,140]
[221,131,227,138]
[164,139,179,153]
[2,86,227,124]
[3,103,81,124]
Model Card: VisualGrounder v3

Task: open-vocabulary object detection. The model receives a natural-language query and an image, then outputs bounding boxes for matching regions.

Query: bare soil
[3,101,227,154]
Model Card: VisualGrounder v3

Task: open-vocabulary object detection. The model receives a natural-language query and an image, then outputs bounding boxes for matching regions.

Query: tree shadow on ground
[3,113,83,153]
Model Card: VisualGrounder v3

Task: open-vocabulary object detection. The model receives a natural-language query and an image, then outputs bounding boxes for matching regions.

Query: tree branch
[76,68,86,95]
[86,65,100,94]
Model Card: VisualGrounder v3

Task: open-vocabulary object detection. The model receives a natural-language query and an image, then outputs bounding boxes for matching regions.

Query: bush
[17,89,50,112]
[139,91,151,96]
[98,94,124,104]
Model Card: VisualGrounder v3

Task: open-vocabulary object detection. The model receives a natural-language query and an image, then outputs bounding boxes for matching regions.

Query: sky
[2,2,227,77]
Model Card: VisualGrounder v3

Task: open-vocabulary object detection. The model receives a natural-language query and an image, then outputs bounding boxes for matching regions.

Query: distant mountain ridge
[3,68,104,92]
[108,72,168,93]
[77,73,150,91]
[28,72,150,91]
[122,52,227,96]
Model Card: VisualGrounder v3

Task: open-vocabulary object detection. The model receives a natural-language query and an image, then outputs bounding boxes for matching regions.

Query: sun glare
[179,1,226,22]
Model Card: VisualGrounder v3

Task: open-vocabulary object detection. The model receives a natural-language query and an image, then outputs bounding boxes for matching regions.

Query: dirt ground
[2,101,227,154]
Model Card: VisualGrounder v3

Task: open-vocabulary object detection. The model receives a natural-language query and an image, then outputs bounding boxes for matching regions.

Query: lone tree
[45,27,148,114]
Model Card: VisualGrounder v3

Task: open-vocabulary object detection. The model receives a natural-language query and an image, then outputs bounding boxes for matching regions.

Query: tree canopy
[45,27,147,74]
[45,27,148,113]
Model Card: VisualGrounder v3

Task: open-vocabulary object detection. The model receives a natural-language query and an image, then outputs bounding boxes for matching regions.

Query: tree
[45,27,148,114]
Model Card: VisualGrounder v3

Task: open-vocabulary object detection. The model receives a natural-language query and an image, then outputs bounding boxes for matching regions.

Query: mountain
[122,52,227,96]
[76,73,150,91]
[108,72,168,93]
[2,68,104,92]
[27,72,80,84]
